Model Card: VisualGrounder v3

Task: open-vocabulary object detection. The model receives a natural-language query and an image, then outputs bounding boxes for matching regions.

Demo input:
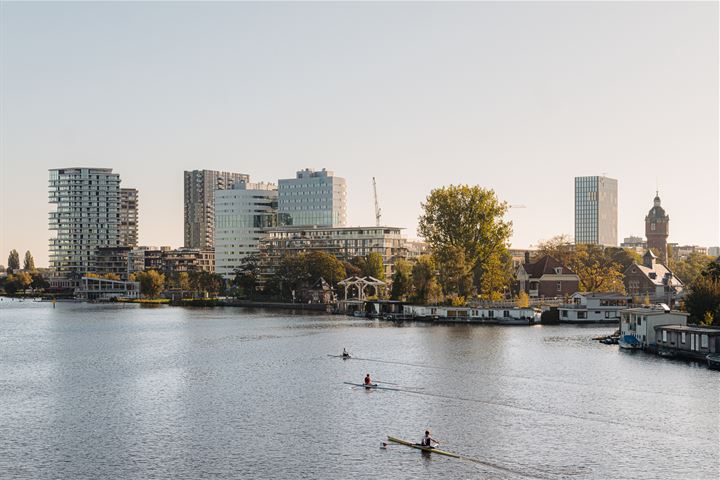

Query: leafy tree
[14,272,33,292]
[268,252,346,301]
[535,234,575,267]
[516,291,530,308]
[685,276,720,325]
[23,251,36,271]
[306,251,346,284]
[475,249,514,300]
[605,247,642,271]
[570,244,626,293]
[136,270,165,297]
[189,271,225,296]
[2,275,20,295]
[7,249,20,273]
[390,259,413,300]
[435,245,474,298]
[669,252,714,285]
[419,186,512,289]
[103,273,121,281]
[342,260,361,278]
[177,272,191,290]
[701,260,720,282]
[31,273,50,290]
[411,255,442,304]
[233,255,261,299]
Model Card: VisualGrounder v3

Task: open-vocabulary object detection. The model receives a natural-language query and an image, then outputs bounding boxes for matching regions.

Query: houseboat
[619,304,688,351]
[401,305,539,325]
[558,292,628,323]
[654,324,720,363]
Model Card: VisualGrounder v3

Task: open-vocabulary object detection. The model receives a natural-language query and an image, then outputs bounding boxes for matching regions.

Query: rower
[420,430,438,448]
[364,373,372,386]
[342,348,350,357]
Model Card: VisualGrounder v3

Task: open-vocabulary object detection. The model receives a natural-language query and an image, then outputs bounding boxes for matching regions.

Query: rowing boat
[327,354,352,359]
[386,436,461,458]
[343,381,380,389]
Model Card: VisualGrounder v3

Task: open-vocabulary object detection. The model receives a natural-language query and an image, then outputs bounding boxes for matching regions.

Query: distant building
[574,175,618,246]
[619,305,688,350]
[214,181,279,279]
[49,168,123,279]
[558,292,629,323]
[514,255,580,298]
[278,168,347,227]
[623,250,683,304]
[645,192,670,263]
[119,188,139,247]
[708,247,720,257]
[259,225,407,279]
[509,249,537,269]
[184,170,249,249]
[162,248,215,275]
[655,325,720,360]
[669,244,708,261]
[406,241,430,260]
[621,236,647,254]
[95,246,134,280]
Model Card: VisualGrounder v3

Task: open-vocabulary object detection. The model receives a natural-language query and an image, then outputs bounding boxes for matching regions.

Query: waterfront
[1,300,718,479]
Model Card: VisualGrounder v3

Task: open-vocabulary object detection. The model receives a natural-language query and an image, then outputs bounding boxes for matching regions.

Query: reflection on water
[0,300,718,479]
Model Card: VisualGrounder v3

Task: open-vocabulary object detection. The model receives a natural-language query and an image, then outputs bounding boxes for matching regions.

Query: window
[578,311,587,319]
[562,310,568,318]
[701,335,709,349]
[605,311,611,318]
[662,330,667,342]
[681,332,686,343]
[556,282,562,292]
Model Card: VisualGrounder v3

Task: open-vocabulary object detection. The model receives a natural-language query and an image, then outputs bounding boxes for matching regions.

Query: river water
[0,300,718,479]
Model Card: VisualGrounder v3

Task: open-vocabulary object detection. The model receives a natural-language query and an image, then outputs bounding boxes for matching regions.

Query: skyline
[1,2,718,267]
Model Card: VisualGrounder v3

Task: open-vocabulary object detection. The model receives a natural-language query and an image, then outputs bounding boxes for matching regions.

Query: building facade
[655,325,720,360]
[278,168,347,227]
[214,181,278,279]
[49,167,122,277]
[184,170,249,249]
[574,176,618,246]
[645,193,669,263]
[623,250,683,304]
[558,292,628,323]
[619,305,688,350]
[620,236,647,254]
[119,188,139,247]
[514,255,580,298]
[259,226,406,279]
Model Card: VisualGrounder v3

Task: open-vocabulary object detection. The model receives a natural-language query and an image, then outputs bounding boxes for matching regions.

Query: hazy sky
[1,1,718,267]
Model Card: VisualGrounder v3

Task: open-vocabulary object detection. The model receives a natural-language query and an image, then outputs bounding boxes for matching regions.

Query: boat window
[701,335,709,349]
[681,332,686,343]
[662,330,667,342]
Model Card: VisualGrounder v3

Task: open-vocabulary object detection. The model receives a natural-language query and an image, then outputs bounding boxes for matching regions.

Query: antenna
[373,177,381,227]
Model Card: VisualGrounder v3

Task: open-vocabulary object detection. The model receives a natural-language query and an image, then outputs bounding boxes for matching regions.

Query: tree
[342,260,361,278]
[189,271,225,296]
[177,272,191,290]
[418,185,512,294]
[669,252,714,285]
[2,275,20,295]
[516,291,530,308]
[136,270,165,297]
[435,245,474,299]
[535,235,575,267]
[570,244,626,293]
[475,249,514,300]
[701,260,720,282]
[15,272,32,293]
[31,273,50,291]
[390,259,413,300]
[306,251,346,285]
[7,249,20,273]
[685,276,720,325]
[232,255,261,299]
[23,251,36,271]
[363,252,385,281]
[103,273,121,281]
[605,247,642,271]
[411,255,442,304]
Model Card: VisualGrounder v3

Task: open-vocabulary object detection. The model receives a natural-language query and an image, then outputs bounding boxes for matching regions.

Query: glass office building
[278,169,347,227]
[574,176,618,246]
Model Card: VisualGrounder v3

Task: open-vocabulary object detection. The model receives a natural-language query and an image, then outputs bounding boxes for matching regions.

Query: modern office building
[49,167,122,277]
[574,176,618,246]
[214,181,279,279]
[184,170,249,249]
[278,168,347,227]
[259,225,407,279]
[119,188,139,247]
[621,236,647,253]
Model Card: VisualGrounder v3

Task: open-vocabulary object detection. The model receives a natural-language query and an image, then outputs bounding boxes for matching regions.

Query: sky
[1,1,718,268]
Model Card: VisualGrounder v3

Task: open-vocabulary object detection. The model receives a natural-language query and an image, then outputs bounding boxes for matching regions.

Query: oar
[375,380,400,386]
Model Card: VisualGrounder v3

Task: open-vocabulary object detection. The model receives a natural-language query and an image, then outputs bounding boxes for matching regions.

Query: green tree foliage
[7,249,20,273]
[363,252,385,281]
[31,273,50,290]
[605,247,642,271]
[701,260,720,282]
[342,260,361,278]
[669,252,714,286]
[571,244,626,293]
[232,256,260,299]
[411,255,442,304]
[269,252,346,300]
[14,271,33,292]
[475,249,514,300]
[136,270,166,297]
[189,271,225,296]
[535,235,575,267]
[418,185,512,297]
[685,276,720,325]
[23,251,36,271]
[1,275,20,294]
[390,259,413,300]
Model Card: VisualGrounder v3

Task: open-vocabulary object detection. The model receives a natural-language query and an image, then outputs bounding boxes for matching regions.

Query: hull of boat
[387,436,461,458]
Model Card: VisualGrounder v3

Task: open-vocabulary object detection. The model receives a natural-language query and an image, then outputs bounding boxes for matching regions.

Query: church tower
[645,192,669,263]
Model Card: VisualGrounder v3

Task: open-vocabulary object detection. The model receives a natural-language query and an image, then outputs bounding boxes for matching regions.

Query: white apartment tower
[119,188,139,247]
[184,170,250,249]
[49,168,122,276]
[214,181,278,279]
[278,168,347,227]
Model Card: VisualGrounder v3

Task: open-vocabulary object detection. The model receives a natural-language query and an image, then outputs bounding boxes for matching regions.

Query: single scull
[386,436,461,458]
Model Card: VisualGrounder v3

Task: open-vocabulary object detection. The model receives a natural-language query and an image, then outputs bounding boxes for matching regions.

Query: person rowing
[364,373,374,388]
[419,430,439,448]
[342,348,350,358]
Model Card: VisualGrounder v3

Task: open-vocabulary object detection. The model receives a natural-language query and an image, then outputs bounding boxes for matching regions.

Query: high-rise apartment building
[214,181,279,279]
[574,176,618,246]
[278,168,347,227]
[184,170,249,249]
[119,188,139,247]
[49,168,122,276]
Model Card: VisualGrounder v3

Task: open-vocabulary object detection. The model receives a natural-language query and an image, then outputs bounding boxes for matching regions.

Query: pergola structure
[337,276,386,301]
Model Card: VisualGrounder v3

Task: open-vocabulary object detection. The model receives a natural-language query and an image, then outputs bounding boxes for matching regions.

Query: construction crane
[373,177,382,227]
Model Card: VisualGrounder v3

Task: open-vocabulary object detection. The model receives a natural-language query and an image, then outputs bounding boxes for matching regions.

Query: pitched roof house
[515,255,580,298]
[623,250,683,303]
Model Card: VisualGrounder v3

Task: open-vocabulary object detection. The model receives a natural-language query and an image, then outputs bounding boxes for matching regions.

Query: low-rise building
[259,225,407,279]
[620,236,647,254]
[619,305,688,350]
[623,250,683,305]
[655,325,720,360]
[162,248,215,275]
[515,255,580,298]
[669,244,708,261]
[558,292,629,323]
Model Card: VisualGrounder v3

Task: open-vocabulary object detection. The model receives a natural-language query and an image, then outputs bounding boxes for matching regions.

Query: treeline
[0,249,48,295]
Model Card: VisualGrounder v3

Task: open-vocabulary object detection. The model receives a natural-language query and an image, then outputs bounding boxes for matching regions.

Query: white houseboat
[402,305,539,324]
[558,292,628,323]
[619,304,688,350]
